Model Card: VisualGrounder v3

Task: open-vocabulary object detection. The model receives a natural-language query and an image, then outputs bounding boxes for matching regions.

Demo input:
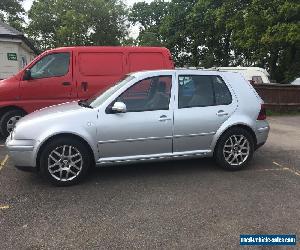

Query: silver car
[6,70,270,185]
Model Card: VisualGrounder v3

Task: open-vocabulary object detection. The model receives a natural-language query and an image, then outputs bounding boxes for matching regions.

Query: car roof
[129,69,241,77]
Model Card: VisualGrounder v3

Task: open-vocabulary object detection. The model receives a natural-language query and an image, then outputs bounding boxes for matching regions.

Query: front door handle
[217,110,228,117]
[62,82,71,86]
[158,115,171,122]
[81,82,88,92]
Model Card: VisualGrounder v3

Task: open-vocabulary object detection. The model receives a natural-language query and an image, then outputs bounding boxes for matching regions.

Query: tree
[232,0,300,83]
[159,0,198,66]
[0,0,25,31]
[129,0,170,46]
[158,0,300,82]
[27,0,129,50]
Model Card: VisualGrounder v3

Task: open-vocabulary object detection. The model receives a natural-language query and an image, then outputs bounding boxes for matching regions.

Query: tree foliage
[5,0,297,83]
[131,0,300,83]
[27,0,128,50]
[129,0,170,46]
[0,0,25,31]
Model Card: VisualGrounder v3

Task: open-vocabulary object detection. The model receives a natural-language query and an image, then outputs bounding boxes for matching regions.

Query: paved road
[0,116,299,249]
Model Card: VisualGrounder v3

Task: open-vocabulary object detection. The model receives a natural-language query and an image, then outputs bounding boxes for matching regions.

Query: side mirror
[23,69,32,81]
[112,102,127,113]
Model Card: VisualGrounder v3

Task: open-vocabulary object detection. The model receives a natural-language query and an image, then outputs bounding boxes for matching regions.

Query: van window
[79,53,123,76]
[30,53,70,79]
[128,53,164,72]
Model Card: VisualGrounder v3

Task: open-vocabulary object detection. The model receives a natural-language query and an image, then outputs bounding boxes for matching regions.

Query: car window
[291,78,300,85]
[30,53,70,79]
[252,76,263,84]
[178,75,232,108]
[87,75,135,108]
[178,75,214,108]
[212,76,232,105]
[111,75,172,112]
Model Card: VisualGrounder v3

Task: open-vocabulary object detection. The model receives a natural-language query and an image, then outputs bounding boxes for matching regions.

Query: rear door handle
[217,110,228,116]
[81,82,88,92]
[158,115,171,122]
[62,82,71,86]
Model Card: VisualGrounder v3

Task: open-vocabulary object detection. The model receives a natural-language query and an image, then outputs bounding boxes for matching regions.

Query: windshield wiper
[78,100,93,109]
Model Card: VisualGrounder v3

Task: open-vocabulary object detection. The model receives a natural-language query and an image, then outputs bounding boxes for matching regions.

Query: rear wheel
[40,137,91,186]
[0,110,25,137]
[215,127,254,170]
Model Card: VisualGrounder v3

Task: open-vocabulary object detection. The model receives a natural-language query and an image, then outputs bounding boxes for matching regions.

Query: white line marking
[0,205,10,210]
[0,154,9,171]
[254,168,286,172]
[0,144,4,147]
[273,161,300,177]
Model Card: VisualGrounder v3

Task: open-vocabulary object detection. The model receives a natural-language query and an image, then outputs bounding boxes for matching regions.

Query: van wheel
[215,127,254,170]
[39,137,91,186]
[0,110,25,137]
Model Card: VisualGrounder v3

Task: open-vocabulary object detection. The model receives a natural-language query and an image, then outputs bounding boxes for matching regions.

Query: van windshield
[86,75,135,108]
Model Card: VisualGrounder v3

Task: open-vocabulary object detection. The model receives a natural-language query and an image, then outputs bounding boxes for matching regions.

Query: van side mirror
[111,102,127,113]
[23,69,32,80]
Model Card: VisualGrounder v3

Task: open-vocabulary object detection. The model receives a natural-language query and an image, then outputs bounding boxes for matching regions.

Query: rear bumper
[5,137,37,170]
[255,120,270,147]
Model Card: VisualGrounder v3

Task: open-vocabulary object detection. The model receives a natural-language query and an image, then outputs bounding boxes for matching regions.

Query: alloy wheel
[48,145,83,182]
[223,135,250,166]
[6,115,22,133]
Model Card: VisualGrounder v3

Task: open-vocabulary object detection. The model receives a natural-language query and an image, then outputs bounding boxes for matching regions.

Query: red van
[0,46,174,137]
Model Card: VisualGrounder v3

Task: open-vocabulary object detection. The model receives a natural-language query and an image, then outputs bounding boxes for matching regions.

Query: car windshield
[291,78,300,85]
[86,75,135,108]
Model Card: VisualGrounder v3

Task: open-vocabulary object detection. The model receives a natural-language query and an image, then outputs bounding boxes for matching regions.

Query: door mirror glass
[112,102,127,113]
[23,69,32,80]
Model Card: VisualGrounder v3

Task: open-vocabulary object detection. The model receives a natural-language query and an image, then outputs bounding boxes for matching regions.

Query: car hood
[12,101,97,141]
[19,101,86,123]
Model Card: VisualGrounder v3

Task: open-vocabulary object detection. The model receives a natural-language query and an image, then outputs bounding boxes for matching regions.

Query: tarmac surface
[0,116,299,249]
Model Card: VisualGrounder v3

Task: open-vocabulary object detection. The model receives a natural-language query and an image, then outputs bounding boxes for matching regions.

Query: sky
[22,0,153,38]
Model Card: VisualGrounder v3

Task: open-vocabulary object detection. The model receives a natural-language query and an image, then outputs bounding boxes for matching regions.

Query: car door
[19,51,75,111]
[173,73,237,153]
[96,73,175,162]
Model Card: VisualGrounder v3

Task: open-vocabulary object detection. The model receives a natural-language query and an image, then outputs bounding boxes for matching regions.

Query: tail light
[257,104,266,120]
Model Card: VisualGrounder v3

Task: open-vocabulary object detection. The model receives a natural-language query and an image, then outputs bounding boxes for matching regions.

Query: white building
[0,21,38,79]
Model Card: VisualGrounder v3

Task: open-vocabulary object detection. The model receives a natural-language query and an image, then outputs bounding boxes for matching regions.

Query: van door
[127,52,166,73]
[19,52,75,112]
[75,51,126,100]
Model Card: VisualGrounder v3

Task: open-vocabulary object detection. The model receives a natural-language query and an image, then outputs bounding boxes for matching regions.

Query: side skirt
[96,150,213,167]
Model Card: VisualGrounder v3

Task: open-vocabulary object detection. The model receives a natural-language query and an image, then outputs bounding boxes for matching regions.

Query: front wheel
[40,137,91,186]
[0,110,25,138]
[215,127,254,170]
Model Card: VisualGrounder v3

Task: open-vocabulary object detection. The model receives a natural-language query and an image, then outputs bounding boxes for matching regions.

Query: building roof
[0,20,23,36]
[0,20,38,54]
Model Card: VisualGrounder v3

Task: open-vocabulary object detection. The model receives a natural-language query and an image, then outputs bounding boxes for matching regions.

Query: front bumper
[5,137,37,169]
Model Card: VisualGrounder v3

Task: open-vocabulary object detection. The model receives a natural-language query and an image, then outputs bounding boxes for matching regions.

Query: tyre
[215,127,254,170]
[0,110,25,138]
[39,137,91,186]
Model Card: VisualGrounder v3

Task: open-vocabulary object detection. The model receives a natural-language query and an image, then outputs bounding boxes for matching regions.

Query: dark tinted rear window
[212,76,232,105]
[178,75,232,108]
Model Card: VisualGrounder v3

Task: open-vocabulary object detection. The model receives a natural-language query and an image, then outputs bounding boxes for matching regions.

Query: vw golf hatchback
[6,69,270,185]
